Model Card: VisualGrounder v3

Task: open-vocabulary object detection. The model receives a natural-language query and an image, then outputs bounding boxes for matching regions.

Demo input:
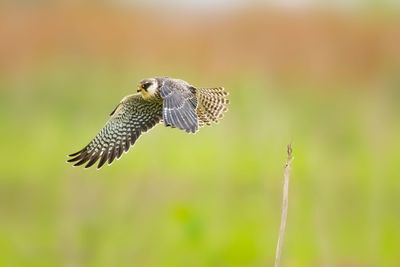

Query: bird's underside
[68,77,229,169]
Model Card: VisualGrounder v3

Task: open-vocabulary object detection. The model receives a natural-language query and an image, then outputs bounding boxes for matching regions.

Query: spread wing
[160,80,199,133]
[68,94,162,169]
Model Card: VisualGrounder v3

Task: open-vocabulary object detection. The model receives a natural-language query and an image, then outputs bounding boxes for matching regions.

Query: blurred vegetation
[0,4,400,267]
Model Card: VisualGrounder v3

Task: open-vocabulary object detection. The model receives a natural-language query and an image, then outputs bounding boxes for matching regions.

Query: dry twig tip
[274,143,293,267]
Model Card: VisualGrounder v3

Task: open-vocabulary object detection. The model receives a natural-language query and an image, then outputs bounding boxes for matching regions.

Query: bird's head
[137,78,158,99]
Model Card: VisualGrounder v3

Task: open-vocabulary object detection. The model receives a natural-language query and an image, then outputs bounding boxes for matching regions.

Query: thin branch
[274,144,293,267]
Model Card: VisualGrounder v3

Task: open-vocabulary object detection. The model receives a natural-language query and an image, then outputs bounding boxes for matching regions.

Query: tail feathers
[196,87,229,127]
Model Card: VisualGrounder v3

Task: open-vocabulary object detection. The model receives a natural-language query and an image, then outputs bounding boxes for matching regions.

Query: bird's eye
[142,82,151,90]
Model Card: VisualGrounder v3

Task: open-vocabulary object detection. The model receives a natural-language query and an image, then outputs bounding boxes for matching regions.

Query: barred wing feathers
[68,94,162,169]
[196,87,229,127]
[160,80,199,133]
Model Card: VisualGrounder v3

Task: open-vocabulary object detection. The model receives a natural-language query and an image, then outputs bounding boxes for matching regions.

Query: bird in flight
[68,77,229,169]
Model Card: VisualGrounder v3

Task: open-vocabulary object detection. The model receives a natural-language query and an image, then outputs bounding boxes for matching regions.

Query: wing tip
[68,149,84,157]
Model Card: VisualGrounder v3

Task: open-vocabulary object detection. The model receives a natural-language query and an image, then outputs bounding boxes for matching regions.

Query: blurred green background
[1,1,400,267]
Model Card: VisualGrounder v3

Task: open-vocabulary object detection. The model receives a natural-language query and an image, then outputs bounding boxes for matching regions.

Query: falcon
[68,77,229,169]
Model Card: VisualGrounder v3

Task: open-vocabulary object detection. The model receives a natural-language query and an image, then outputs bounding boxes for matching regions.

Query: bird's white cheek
[140,83,158,100]
[146,83,158,95]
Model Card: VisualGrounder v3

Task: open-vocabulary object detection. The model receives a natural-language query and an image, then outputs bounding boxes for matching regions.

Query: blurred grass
[0,60,399,267]
[1,6,400,266]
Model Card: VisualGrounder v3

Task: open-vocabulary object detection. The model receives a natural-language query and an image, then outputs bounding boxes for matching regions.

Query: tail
[196,87,229,127]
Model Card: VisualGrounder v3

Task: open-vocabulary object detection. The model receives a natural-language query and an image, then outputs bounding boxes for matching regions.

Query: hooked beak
[137,84,142,93]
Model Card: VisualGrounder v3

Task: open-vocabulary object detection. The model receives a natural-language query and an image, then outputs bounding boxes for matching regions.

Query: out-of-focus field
[0,5,400,267]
